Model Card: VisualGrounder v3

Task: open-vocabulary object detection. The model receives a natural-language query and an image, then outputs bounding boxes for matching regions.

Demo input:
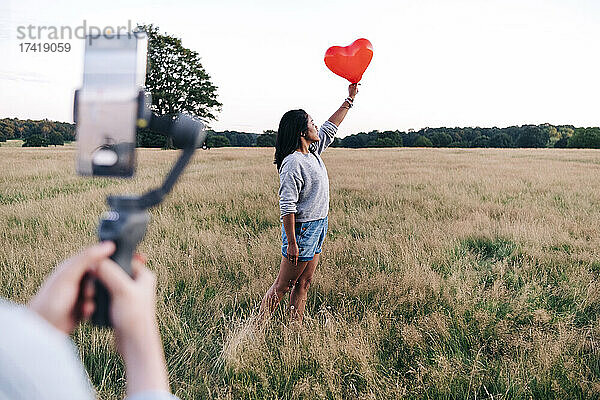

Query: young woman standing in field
[260,83,359,322]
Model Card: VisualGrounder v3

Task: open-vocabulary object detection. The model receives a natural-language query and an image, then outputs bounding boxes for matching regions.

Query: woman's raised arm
[328,83,359,127]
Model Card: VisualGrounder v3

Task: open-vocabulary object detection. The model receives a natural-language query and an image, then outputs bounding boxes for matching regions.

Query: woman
[260,83,359,323]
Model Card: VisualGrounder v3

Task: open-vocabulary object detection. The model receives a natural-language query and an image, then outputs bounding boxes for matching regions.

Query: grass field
[1,146,599,399]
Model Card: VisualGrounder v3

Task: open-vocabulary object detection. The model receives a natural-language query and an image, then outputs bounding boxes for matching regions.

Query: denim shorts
[281,217,328,262]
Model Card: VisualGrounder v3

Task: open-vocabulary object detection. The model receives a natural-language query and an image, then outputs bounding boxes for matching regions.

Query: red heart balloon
[324,38,373,84]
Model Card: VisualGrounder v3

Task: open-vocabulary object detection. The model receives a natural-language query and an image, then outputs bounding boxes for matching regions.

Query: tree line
[330,125,600,149]
[0,117,277,148]
[0,118,600,149]
[157,124,600,149]
[4,117,600,149]
[0,118,75,146]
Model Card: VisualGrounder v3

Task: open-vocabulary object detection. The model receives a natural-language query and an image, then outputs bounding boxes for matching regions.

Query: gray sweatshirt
[278,120,338,222]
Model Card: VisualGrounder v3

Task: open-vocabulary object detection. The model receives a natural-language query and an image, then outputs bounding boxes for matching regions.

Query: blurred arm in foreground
[0,242,178,400]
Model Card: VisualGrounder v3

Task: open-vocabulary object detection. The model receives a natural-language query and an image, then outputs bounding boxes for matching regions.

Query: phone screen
[75,32,148,177]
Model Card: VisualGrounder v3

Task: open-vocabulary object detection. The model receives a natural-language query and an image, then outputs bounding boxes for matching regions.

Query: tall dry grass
[0,146,599,399]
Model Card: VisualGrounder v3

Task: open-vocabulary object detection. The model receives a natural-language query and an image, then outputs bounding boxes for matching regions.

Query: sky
[1,0,599,136]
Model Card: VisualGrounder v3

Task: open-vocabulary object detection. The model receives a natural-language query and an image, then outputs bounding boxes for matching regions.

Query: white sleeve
[0,299,95,400]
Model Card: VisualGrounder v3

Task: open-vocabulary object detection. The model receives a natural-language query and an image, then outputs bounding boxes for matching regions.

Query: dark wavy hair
[274,109,309,171]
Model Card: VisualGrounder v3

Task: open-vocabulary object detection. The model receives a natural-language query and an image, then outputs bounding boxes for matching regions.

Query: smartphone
[75,32,148,177]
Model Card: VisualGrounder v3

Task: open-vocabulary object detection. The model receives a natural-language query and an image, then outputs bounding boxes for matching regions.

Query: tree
[256,133,276,147]
[47,132,64,146]
[23,123,45,140]
[554,136,569,148]
[22,134,48,147]
[516,125,549,148]
[205,135,230,148]
[330,137,342,147]
[471,135,490,148]
[448,141,469,148]
[367,137,396,147]
[340,134,364,148]
[341,132,372,148]
[568,128,600,148]
[553,126,574,148]
[557,126,575,139]
[235,134,253,147]
[541,124,560,146]
[0,120,14,141]
[430,132,452,147]
[379,130,403,146]
[136,131,166,148]
[413,135,433,147]
[489,133,514,148]
[137,24,222,148]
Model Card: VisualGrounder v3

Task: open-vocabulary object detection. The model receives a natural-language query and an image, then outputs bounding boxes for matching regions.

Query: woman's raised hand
[348,83,359,100]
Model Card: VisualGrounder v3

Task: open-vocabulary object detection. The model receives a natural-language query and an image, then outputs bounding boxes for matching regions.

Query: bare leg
[259,256,309,319]
[289,253,319,323]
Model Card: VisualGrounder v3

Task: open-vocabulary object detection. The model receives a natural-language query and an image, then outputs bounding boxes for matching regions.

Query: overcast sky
[2,0,599,136]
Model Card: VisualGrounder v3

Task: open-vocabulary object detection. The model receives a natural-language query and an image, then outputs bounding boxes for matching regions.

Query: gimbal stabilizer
[76,91,207,327]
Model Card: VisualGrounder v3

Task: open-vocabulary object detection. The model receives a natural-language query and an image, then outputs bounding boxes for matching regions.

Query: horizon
[1,115,597,137]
